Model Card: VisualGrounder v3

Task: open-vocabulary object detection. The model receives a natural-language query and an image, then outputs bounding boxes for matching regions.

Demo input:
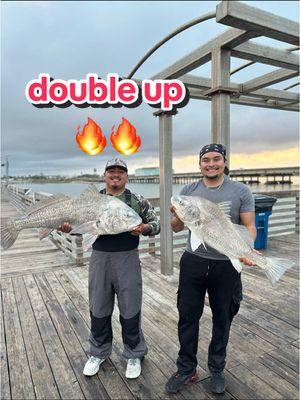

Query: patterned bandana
[199,143,226,160]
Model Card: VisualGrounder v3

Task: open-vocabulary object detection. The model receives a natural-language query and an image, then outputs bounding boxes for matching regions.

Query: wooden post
[154,110,176,275]
[74,235,84,267]
[148,235,156,256]
[296,194,300,234]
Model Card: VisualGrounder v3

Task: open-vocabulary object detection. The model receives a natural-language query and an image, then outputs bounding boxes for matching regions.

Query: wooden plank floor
[1,196,299,399]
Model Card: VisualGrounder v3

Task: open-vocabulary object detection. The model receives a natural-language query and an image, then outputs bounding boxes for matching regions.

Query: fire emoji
[76,118,106,155]
[110,117,141,155]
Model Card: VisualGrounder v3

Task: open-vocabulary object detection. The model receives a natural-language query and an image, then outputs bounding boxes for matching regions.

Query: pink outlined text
[25,73,189,111]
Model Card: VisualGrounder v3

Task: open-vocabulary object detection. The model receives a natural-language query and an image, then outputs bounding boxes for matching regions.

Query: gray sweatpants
[88,248,148,359]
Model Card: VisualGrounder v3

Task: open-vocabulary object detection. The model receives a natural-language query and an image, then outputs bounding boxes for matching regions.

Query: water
[13,178,299,198]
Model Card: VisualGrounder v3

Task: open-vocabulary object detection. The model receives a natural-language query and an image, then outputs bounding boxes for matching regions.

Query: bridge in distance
[126,166,299,185]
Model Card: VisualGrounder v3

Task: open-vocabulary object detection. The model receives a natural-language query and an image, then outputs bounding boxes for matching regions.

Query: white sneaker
[83,356,105,376]
[125,358,141,379]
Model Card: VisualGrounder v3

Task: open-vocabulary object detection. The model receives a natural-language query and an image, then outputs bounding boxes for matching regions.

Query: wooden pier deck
[1,196,299,400]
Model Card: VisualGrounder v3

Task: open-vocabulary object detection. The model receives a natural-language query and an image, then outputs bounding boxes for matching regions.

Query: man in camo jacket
[59,158,160,379]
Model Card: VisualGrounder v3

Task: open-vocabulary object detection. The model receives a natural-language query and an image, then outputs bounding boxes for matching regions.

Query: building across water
[135,167,162,176]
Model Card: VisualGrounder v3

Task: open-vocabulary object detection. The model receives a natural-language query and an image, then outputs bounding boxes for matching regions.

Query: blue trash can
[253,194,277,250]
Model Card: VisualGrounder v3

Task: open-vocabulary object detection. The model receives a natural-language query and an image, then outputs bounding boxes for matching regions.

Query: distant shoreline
[8,179,103,184]
[8,176,300,186]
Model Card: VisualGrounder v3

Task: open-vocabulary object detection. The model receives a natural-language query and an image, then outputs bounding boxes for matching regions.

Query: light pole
[1,157,9,186]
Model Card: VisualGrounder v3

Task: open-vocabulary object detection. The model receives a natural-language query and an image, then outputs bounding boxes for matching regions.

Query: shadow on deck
[1,198,299,399]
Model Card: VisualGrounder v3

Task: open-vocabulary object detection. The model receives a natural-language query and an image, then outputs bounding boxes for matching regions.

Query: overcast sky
[2,1,299,175]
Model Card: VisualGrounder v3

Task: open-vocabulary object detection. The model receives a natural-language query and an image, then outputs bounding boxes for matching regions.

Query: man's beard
[205,173,220,180]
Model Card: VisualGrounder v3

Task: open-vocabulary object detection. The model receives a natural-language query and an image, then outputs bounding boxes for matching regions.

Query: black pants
[176,251,242,375]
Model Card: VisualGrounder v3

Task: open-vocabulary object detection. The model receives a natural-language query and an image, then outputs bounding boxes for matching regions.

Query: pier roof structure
[133,0,300,274]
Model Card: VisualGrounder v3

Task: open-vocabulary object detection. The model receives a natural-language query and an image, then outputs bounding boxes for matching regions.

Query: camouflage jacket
[130,192,160,236]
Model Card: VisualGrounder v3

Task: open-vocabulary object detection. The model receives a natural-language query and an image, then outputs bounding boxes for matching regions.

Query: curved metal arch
[126,11,216,79]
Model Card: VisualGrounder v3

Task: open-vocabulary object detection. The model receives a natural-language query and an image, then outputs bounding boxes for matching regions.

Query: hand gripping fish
[1,185,142,252]
[171,195,294,285]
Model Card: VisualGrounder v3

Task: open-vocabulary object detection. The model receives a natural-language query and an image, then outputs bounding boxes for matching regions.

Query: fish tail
[264,257,294,286]
[1,219,19,249]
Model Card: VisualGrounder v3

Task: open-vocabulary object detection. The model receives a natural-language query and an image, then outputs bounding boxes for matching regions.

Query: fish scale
[202,217,253,260]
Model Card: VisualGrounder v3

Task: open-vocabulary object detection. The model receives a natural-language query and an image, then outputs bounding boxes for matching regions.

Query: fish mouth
[171,195,185,208]
[171,195,181,204]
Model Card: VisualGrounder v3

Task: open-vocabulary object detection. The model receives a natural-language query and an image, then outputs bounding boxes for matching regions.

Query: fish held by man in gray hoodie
[1,185,142,251]
[171,195,294,286]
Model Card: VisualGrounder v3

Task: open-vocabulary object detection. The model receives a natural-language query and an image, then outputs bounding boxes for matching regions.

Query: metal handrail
[3,185,299,265]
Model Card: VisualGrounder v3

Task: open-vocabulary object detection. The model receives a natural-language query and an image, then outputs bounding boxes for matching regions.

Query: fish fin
[25,194,70,216]
[229,258,244,273]
[234,224,254,247]
[82,234,98,252]
[1,220,19,249]
[80,184,100,197]
[190,230,207,252]
[70,221,99,235]
[264,257,294,286]
[38,228,54,240]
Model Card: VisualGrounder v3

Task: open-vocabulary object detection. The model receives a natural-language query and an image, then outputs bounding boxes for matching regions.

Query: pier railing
[3,185,85,266]
[140,191,300,255]
[4,185,299,266]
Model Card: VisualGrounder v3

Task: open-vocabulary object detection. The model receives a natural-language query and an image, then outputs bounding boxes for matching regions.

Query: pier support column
[154,110,176,275]
[211,48,231,166]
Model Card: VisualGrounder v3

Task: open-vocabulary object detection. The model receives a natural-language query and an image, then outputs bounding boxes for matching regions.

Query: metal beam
[231,42,300,71]
[216,1,299,46]
[155,111,174,275]
[284,82,300,91]
[211,48,231,158]
[180,74,299,102]
[230,46,299,76]
[242,69,299,92]
[188,88,299,112]
[178,75,212,89]
[230,61,255,76]
[276,100,299,109]
[247,88,299,102]
[152,28,258,79]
